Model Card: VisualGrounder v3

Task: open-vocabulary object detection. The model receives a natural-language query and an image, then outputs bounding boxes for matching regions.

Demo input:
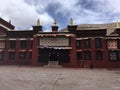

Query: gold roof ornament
[69,18,73,26]
[53,19,57,26]
[116,21,120,28]
[37,19,40,26]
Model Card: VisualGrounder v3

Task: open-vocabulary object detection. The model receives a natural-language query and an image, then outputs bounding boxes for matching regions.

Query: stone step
[48,61,59,65]
[44,61,62,68]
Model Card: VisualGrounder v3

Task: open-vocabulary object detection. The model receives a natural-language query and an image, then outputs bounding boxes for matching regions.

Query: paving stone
[0,66,120,90]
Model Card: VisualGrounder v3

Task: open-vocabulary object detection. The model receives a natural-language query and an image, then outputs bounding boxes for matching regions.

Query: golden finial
[53,19,57,26]
[116,21,120,28]
[69,18,73,26]
[37,19,40,26]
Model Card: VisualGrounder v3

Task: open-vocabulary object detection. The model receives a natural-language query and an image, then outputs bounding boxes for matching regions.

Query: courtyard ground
[0,65,120,90]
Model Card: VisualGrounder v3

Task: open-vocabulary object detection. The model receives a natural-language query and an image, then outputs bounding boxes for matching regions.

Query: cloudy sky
[1,0,120,31]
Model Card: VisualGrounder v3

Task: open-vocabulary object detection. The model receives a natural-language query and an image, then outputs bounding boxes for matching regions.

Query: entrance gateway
[38,35,71,67]
[38,47,70,66]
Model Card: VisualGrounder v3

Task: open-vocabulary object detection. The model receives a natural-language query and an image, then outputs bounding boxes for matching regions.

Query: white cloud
[105,0,120,14]
[38,13,53,26]
[70,0,120,24]
[0,0,54,30]
[1,0,120,30]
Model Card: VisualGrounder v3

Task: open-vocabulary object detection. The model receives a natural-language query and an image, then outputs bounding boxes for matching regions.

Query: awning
[19,50,26,52]
[0,49,4,51]
[8,50,15,52]
[36,34,73,37]
[38,46,72,50]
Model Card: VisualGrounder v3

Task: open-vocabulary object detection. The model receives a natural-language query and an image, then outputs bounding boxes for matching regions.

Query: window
[84,39,90,48]
[76,40,81,49]
[95,38,102,48]
[77,52,81,60]
[107,40,118,49]
[19,52,26,60]
[0,52,4,60]
[0,41,5,48]
[109,51,119,61]
[96,51,103,60]
[20,40,26,49]
[84,51,91,60]
[9,52,15,60]
[10,40,16,48]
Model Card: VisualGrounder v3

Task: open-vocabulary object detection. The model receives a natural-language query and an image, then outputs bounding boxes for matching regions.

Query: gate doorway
[38,48,49,64]
[49,49,58,61]
[38,48,70,64]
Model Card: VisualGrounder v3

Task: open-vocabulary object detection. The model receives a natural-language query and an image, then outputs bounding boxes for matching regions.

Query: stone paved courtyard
[0,66,120,90]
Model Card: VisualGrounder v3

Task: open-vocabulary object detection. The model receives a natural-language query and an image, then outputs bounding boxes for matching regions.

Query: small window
[9,52,15,60]
[0,52,4,60]
[77,52,81,60]
[84,51,91,60]
[107,40,118,49]
[20,40,26,49]
[76,40,81,49]
[84,39,90,48]
[10,40,16,48]
[109,51,119,61]
[95,38,102,48]
[0,41,5,48]
[96,51,103,60]
[19,52,26,60]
